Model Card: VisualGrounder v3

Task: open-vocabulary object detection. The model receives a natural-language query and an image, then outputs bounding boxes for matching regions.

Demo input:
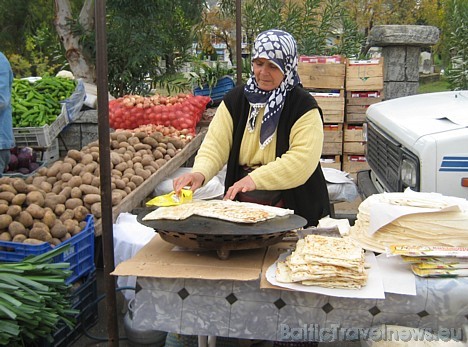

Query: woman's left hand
[224,175,257,201]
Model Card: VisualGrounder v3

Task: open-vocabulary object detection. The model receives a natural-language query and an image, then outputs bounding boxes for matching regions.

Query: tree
[54,0,95,83]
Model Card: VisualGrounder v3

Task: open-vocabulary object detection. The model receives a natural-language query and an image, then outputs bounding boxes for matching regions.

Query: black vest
[223,85,330,226]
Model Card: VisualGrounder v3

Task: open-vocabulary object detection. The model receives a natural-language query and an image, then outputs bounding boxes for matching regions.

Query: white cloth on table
[113,212,156,301]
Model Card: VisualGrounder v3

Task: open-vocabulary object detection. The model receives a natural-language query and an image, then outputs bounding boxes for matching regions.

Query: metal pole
[95,0,119,345]
[236,0,242,85]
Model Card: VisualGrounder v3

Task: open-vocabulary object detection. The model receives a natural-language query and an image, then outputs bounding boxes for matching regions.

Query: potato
[12,234,27,243]
[0,191,15,203]
[166,148,176,157]
[80,153,94,165]
[65,198,83,210]
[67,149,83,162]
[0,183,16,194]
[152,149,164,160]
[155,158,167,168]
[0,214,13,229]
[50,222,67,239]
[0,231,11,242]
[49,238,62,247]
[11,193,27,206]
[25,191,45,207]
[58,187,72,200]
[0,204,8,214]
[130,175,144,187]
[29,227,52,242]
[44,193,66,210]
[71,163,85,176]
[134,143,151,151]
[46,162,62,177]
[12,179,28,193]
[9,221,27,237]
[90,202,102,218]
[60,233,72,242]
[70,186,83,199]
[63,157,77,166]
[74,206,89,222]
[80,184,100,195]
[83,193,101,205]
[68,176,83,188]
[60,162,73,174]
[60,172,75,182]
[26,204,45,219]
[91,177,100,187]
[110,151,123,166]
[63,219,78,234]
[7,205,22,218]
[127,136,140,146]
[114,179,126,190]
[16,211,34,228]
[59,209,75,222]
[135,168,151,180]
[114,162,128,172]
[81,172,95,185]
[23,238,46,245]
[39,181,53,193]
[42,210,57,228]
[54,204,66,216]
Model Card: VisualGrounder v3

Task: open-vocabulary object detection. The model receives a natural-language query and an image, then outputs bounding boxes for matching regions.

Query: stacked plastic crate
[344,58,385,178]
[0,215,98,346]
[298,55,346,170]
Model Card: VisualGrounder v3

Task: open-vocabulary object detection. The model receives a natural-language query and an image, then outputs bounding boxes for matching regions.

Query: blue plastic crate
[41,270,98,347]
[193,76,235,104]
[0,214,95,285]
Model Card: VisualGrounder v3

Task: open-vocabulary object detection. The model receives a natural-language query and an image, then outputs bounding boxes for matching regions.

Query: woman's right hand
[173,172,205,194]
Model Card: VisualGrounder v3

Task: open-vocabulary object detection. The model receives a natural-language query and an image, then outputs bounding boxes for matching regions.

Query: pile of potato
[0,129,187,247]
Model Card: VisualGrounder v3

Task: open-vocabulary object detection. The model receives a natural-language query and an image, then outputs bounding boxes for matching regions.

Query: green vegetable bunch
[0,246,78,346]
[11,76,77,128]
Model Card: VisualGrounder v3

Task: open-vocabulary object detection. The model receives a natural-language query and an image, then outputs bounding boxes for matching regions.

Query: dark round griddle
[137,209,307,259]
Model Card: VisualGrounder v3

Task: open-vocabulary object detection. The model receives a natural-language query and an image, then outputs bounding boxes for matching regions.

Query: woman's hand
[224,175,256,200]
[173,172,205,194]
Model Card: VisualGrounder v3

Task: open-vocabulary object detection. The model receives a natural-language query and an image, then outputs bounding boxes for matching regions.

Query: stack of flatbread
[142,199,294,224]
[275,235,368,289]
[349,190,468,253]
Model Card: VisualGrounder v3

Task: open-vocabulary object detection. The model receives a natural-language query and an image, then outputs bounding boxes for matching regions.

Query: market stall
[112,190,468,345]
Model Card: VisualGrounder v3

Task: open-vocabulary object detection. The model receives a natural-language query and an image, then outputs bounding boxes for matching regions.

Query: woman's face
[252,58,284,91]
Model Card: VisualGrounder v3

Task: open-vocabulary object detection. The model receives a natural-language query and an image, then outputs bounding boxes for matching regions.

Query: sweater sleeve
[249,108,324,190]
[192,101,233,183]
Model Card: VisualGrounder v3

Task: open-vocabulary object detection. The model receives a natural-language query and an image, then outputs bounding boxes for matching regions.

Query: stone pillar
[367,25,439,100]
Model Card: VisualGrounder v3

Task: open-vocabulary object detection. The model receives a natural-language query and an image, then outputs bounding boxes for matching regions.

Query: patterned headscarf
[244,29,300,149]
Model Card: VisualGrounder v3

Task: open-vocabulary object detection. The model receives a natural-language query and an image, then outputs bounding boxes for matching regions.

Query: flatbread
[142,199,294,224]
[275,235,368,289]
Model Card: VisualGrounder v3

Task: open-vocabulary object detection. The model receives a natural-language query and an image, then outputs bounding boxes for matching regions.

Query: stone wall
[58,109,99,156]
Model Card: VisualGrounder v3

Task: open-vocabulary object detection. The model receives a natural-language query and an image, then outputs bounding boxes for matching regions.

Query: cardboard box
[345,58,384,91]
[323,124,343,143]
[320,155,341,170]
[112,234,266,281]
[311,90,345,124]
[298,62,345,89]
[343,124,364,142]
[342,155,369,174]
[343,141,365,155]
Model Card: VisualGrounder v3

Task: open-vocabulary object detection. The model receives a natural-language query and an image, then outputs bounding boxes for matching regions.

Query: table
[127,256,468,343]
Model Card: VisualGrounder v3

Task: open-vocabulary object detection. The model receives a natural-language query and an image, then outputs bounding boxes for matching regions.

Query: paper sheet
[375,254,416,295]
[367,190,466,235]
[266,252,385,299]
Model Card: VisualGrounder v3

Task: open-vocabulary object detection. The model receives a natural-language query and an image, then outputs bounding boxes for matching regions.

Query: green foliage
[187,60,235,90]
[445,0,468,90]
[105,0,203,96]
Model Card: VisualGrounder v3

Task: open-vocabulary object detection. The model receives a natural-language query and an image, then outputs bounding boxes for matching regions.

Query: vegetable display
[109,93,211,134]
[0,126,191,247]
[0,246,77,346]
[11,77,77,127]
[4,147,41,176]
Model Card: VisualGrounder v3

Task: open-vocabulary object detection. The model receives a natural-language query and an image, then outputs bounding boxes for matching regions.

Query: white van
[357,91,468,199]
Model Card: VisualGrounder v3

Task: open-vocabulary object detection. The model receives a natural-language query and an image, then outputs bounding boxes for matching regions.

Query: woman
[174,29,330,226]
